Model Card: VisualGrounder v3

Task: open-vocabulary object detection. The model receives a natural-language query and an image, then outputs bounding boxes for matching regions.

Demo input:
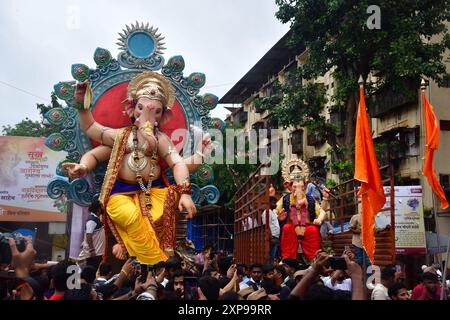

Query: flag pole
[358,75,369,296]
[421,79,444,290]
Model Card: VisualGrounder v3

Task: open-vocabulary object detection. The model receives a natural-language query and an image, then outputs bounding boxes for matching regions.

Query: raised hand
[9,236,36,278]
[311,250,333,275]
[74,80,92,110]
[61,162,88,179]
[343,254,362,279]
[75,81,88,105]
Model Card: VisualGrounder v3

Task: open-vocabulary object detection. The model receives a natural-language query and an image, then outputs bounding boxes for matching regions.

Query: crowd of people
[2,171,449,301]
[1,235,449,300]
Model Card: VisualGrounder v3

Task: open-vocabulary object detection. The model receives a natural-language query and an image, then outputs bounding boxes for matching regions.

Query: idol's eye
[155,108,162,114]
[137,104,143,111]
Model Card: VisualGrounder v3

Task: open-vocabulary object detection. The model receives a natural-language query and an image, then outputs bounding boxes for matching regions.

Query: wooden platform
[330,230,395,266]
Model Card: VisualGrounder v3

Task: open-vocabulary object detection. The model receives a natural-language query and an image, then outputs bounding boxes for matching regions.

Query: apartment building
[220,29,450,259]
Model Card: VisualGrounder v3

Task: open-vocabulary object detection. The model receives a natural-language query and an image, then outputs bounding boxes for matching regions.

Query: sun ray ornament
[116,21,167,70]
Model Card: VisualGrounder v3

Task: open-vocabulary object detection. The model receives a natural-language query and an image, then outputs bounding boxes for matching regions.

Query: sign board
[0,136,67,222]
[380,186,426,254]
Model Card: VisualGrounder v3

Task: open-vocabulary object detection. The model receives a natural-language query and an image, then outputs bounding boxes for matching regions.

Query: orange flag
[422,90,449,209]
[354,84,386,264]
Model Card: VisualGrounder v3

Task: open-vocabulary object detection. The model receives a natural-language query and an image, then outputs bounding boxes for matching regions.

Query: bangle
[120,269,128,277]
[100,127,111,145]
[173,178,192,195]
[177,179,192,195]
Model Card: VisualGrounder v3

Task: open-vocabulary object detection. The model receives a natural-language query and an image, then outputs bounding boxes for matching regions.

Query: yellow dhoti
[106,188,170,264]
[99,128,181,264]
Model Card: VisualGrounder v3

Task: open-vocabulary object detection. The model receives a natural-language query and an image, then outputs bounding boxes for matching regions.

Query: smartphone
[184,276,198,300]
[395,265,402,273]
[140,264,148,282]
[328,256,347,270]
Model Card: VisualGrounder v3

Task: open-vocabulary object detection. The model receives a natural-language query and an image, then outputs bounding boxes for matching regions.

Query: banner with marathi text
[0,136,67,222]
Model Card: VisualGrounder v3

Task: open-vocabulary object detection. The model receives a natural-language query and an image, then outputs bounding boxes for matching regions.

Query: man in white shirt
[322,270,352,291]
[262,197,281,261]
[78,199,105,271]
[371,265,396,300]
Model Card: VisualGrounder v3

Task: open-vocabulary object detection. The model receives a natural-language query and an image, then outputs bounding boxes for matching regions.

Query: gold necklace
[127,150,148,172]
[128,125,158,209]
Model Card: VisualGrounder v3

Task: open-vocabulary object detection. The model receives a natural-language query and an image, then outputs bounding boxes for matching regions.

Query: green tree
[2,92,62,137]
[260,0,450,179]
[211,128,259,209]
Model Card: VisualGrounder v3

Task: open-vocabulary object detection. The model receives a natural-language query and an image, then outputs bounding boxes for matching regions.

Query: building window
[291,129,303,156]
[404,128,420,157]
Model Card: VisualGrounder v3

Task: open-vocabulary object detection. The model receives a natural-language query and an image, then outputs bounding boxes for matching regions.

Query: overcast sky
[0,0,289,130]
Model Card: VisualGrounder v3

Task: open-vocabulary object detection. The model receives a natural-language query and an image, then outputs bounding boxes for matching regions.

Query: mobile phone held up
[328,256,347,270]
[184,276,198,300]
[140,264,149,282]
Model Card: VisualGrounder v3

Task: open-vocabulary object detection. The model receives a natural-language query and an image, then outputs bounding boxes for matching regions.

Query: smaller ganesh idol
[279,159,329,264]
[62,71,212,265]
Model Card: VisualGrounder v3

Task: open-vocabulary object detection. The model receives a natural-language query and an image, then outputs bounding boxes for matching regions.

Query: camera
[0,232,26,264]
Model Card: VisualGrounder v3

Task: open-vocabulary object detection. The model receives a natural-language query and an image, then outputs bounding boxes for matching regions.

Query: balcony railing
[370,82,418,118]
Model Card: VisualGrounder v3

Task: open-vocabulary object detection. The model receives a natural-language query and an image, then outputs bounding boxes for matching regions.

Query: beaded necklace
[127,125,158,210]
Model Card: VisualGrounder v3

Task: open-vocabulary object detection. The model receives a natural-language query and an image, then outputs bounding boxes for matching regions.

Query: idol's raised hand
[61,162,88,179]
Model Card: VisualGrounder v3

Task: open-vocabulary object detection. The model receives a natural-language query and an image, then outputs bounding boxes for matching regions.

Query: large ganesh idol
[63,71,212,264]
[46,23,221,266]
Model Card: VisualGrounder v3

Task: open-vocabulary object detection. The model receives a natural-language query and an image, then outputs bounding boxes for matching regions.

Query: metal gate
[233,164,271,265]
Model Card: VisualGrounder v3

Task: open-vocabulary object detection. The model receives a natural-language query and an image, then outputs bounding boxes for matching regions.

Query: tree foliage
[2,92,62,137]
[210,128,259,209]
